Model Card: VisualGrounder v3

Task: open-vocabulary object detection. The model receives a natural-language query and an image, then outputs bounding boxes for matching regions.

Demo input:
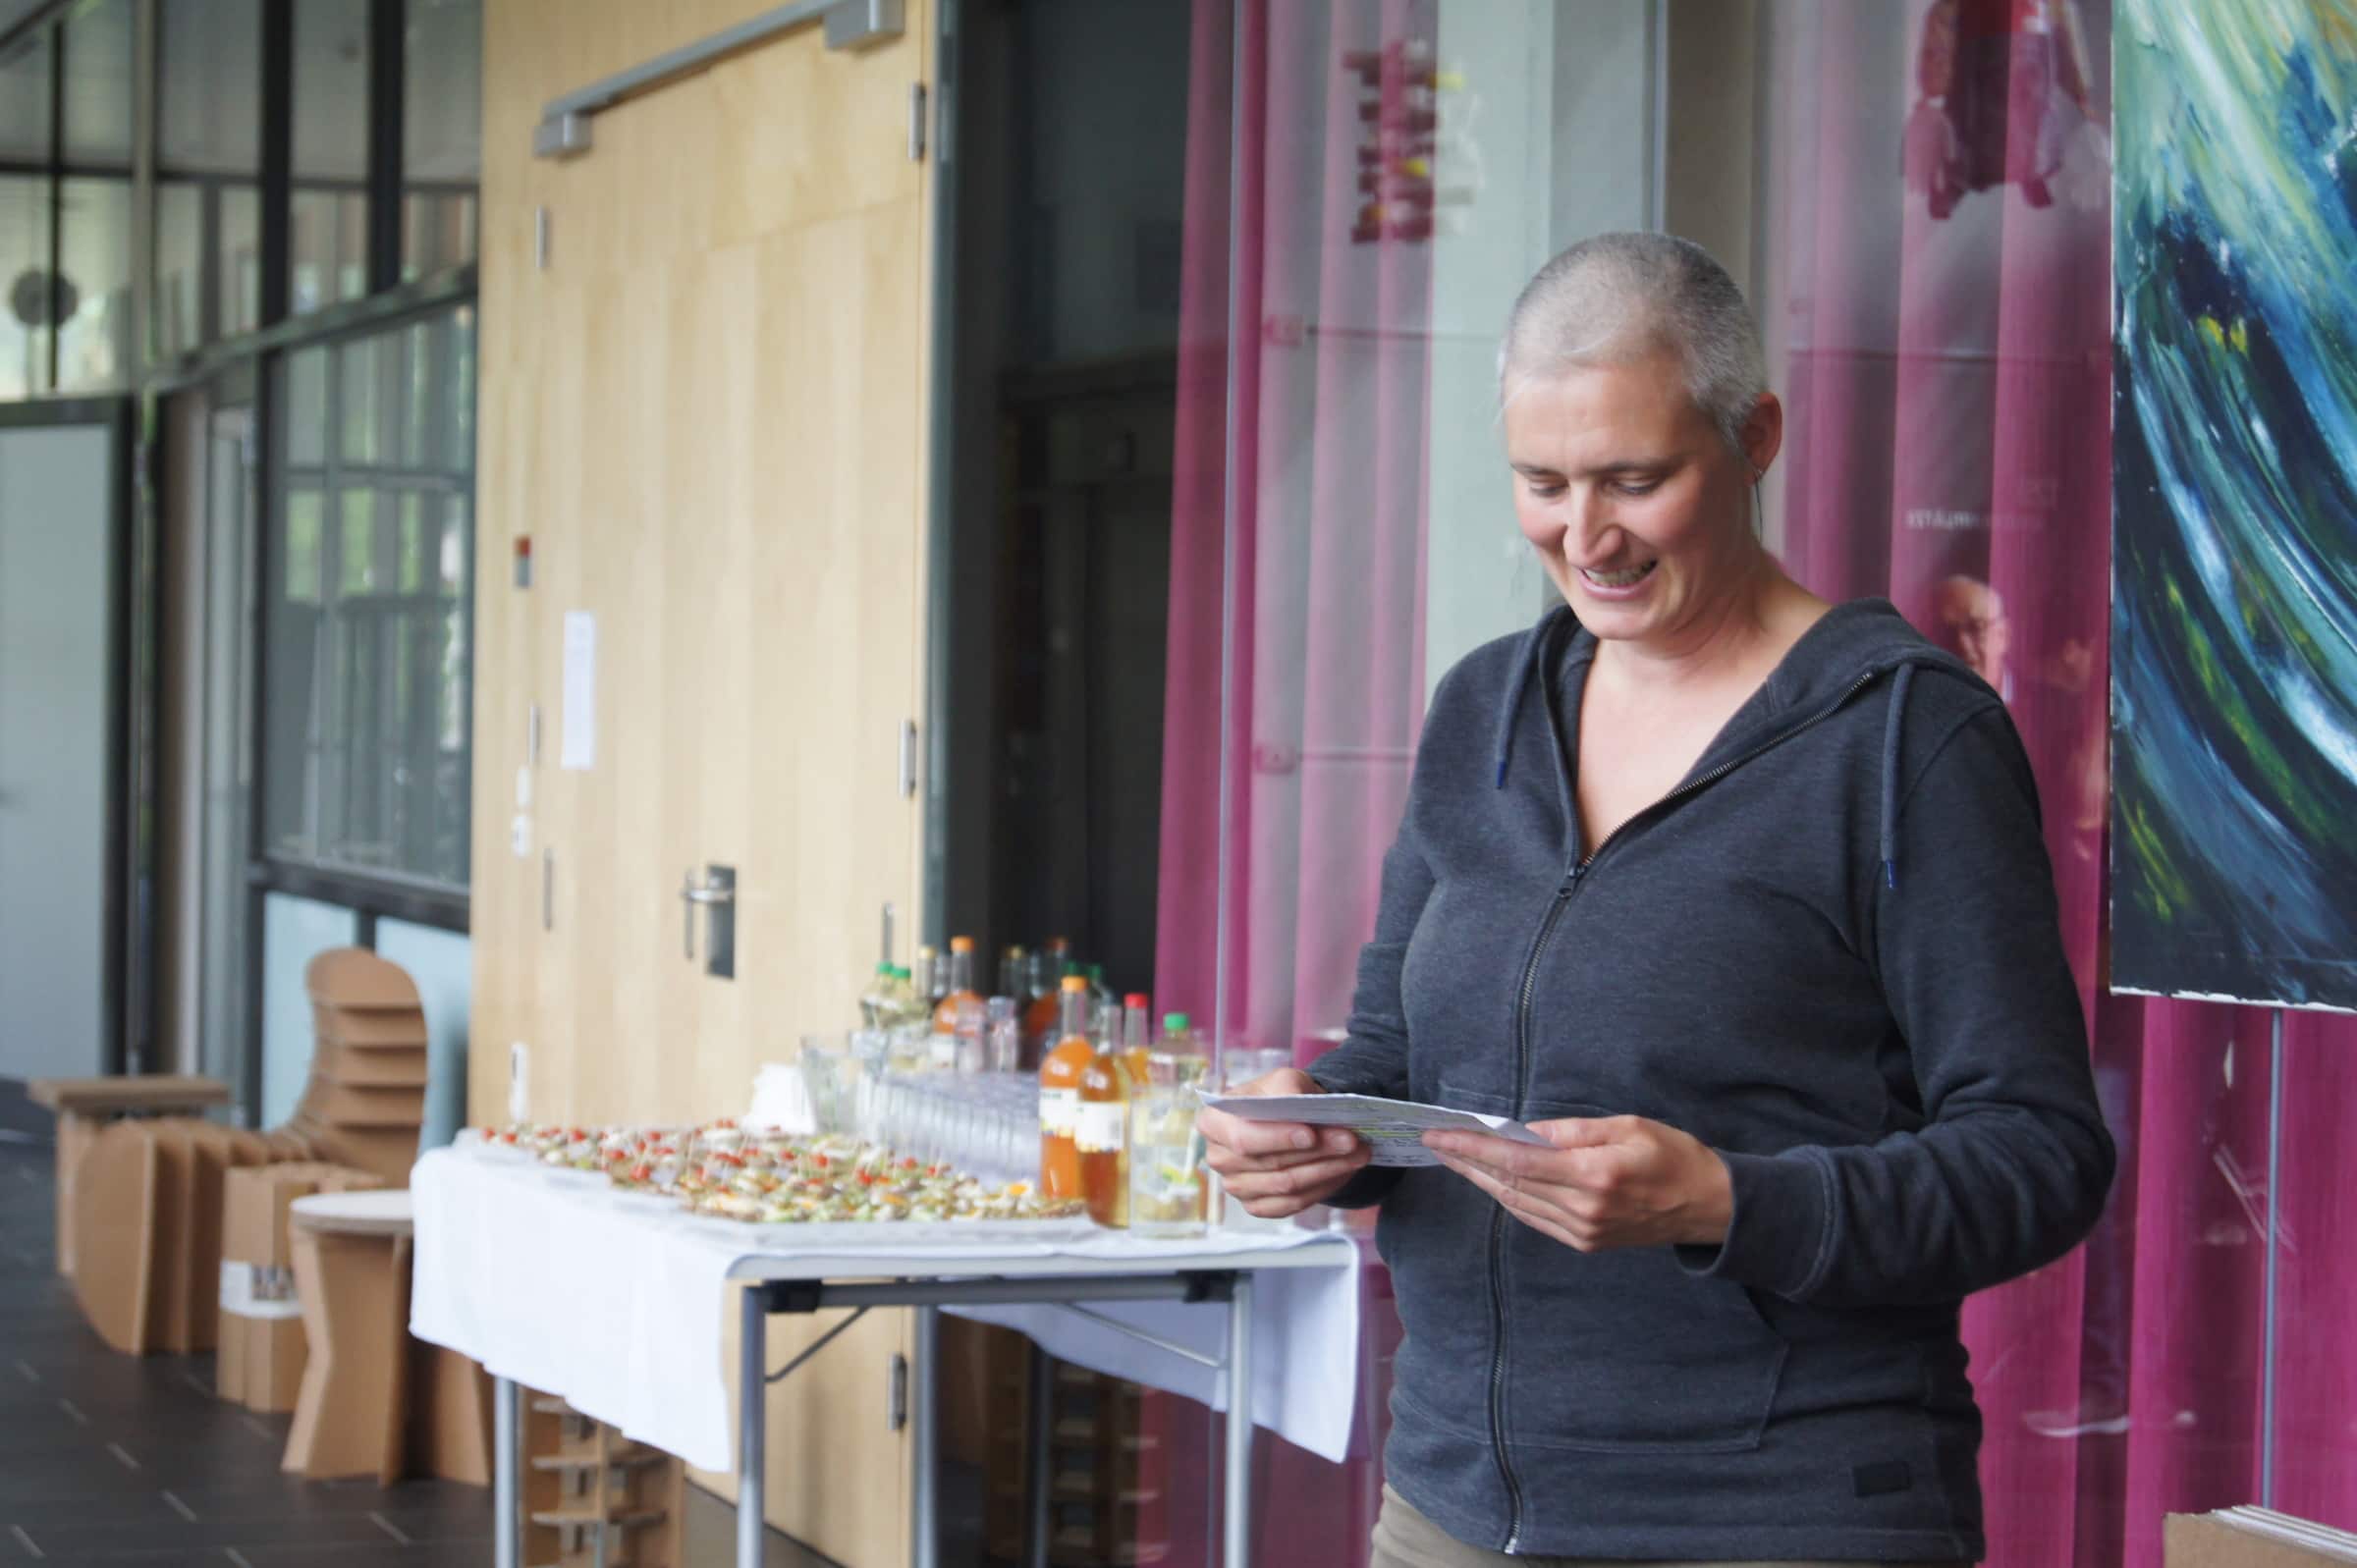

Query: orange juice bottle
[1021,938,1074,1049]
[1077,1001,1132,1226]
[933,936,985,1033]
[1121,993,1153,1084]
[1037,976,1094,1201]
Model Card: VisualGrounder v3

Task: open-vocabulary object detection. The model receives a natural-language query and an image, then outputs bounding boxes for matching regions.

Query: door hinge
[887,1352,908,1431]
[907,82,927,161]
[898,720,918,799]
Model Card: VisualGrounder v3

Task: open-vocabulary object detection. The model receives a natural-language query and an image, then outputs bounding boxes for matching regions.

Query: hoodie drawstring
[1493,609,1566,789]
[1491,605,1935,897]
[1880,662,1917,890]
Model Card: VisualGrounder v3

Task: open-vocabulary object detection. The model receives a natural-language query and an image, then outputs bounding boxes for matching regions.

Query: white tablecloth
[408,1143,1360,1473]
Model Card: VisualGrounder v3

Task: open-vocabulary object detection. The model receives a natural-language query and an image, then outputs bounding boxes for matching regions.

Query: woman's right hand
[1197,1067,1374,1218]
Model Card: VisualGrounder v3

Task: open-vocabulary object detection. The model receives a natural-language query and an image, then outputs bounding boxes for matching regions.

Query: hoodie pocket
[1506,1233,1788,1452]
[1442,1083,1790,1454]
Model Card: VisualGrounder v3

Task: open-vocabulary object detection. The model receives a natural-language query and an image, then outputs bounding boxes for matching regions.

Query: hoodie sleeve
[1299,822,1436,1208]
[1681,702,2116,1306]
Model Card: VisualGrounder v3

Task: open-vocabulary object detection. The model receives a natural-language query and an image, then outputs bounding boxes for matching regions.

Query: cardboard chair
[27,1075,233,1277]
[66,947,432,1356]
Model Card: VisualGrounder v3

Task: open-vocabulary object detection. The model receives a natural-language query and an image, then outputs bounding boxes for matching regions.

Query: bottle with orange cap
[1037,975,1094,1202]
[933,936,984,1033]
[1076,1000,1132,1226]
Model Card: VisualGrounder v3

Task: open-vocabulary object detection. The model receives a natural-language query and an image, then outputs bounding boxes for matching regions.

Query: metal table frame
[490,1244,1349,1568]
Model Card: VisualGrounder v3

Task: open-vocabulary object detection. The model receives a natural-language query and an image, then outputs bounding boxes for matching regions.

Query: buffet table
[408,1140,1359,1568]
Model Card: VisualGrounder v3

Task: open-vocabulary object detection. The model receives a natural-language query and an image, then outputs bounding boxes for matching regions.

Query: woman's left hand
[1424,1115,1734,1252]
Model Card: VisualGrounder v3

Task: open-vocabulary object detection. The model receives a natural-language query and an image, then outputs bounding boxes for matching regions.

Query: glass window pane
[265,315,474,890]
[154,181,204,357]
[290,0,370,315]
[0,174,51,400]
[283,489,323,602]
[0,22,50,164]
[338,489,380,597]
[340,332,385,463]
[155,0,263,354]
[220,183,262,335]
[438,494,466,595]
[159,0,261,173]
[293,0,369,181]
[403,0,480,277]
[286,345,328,467]
[292,188,369,315]
[398,493,426,592]
[61,0,134,166]
[56,177,133,391]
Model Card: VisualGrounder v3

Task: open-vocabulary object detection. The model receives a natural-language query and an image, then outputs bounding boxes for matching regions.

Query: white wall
[0,422,115,1083]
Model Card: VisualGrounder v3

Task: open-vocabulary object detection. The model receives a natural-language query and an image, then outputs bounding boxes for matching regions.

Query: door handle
[680,869,733,957]
[680,865,738,977]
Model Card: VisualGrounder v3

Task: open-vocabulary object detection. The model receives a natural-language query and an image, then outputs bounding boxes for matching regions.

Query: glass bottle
[1130,1050,1210,1238]
[934,936,984,1032]
[912,946,940,1012]
[1121,993,1153,1084]
[1077,1000,1132,1227]
[883,966,929,1073]
[954,997,987,1075]
[986,997,1020,1074]
[999,945,1028,1000]
[858,962,898,1029]
[1024,952,1079,1055]
[1086,962,1118,1006]
[1037,976,1094,1202]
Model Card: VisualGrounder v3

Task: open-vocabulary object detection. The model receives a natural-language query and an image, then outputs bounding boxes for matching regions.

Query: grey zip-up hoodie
[1306,599,2114,1562]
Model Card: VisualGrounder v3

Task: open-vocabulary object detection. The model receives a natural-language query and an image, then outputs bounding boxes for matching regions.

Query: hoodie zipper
[1489,856,1580,1553]
[1483,668,1877,1554]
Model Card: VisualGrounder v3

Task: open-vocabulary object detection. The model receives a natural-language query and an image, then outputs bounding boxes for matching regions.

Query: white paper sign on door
[561,611,596,771]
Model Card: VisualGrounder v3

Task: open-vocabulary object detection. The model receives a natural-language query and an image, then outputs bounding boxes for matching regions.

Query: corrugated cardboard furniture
[219,1162,386,1413]
[986,1352,1162,1566]
[26,1074,232,1277]
[2167,1508,2357,1566]
[283,1188,494,1487]
[64,947,430,1356]
[521,1391,686,1568]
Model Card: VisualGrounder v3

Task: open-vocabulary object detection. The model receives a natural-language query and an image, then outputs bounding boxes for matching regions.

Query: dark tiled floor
[0,1087,890,1568]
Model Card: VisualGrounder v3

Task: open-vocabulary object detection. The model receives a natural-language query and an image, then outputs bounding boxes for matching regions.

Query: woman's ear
[1741,392,1784,481]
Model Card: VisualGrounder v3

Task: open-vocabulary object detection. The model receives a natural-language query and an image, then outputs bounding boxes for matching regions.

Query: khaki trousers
[1369,1486,1969,1568]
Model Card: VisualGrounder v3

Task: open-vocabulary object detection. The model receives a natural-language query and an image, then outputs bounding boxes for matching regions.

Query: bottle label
[1039,1086,1079,1137]
[1074,1100,1126,1155]
[928,1031,958,1071]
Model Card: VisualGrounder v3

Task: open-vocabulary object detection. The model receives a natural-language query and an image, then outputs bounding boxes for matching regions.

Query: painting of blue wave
[2111,0,2357,1008]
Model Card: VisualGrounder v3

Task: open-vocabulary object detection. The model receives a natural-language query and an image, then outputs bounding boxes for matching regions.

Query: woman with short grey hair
[1199,233,2113,1566]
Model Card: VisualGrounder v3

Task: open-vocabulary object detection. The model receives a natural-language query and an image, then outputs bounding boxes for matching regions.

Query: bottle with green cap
[1129,1015,1209,1238]
[858,962,898,1030]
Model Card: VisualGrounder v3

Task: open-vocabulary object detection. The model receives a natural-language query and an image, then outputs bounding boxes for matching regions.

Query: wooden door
[472,3,934,1560]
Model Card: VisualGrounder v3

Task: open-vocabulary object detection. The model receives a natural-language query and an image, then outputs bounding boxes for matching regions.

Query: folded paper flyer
[1196,1092,1554,1167]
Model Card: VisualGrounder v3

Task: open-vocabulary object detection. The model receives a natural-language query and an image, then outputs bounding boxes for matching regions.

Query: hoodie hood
[1489,597,1990,890]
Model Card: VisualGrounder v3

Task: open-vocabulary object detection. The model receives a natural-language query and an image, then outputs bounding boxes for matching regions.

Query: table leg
[492,1376,518,1568]
[740,1287,766,1568]
[1224,1275,1254,1568]
[911,1303,940,1568]
[1023,1344,1053,1568]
